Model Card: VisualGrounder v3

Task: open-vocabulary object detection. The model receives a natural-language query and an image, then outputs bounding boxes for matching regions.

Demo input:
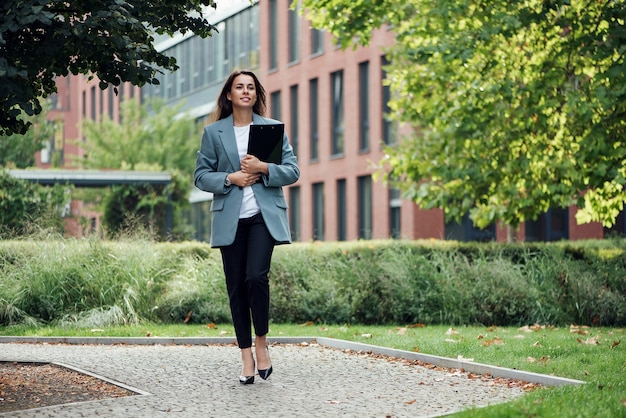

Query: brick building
[39,0,616,242]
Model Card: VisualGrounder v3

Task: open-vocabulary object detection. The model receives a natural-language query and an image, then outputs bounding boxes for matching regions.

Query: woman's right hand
[229,170,261,188]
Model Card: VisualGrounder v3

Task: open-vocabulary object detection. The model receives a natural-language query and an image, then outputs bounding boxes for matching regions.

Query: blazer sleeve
[194,126,232,195]
[262,132,300,188]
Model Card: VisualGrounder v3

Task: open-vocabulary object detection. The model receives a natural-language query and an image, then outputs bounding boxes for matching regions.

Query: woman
[194,70,300,384]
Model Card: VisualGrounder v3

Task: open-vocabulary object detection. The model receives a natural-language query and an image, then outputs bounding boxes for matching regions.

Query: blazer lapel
[218,115,241,170]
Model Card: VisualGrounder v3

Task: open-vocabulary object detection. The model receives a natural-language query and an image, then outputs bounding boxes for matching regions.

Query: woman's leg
[245,213,275,340]
[220,222,253,350]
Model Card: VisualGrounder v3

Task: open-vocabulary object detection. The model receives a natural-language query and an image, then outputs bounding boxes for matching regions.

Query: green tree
[79,99,199,178]
[0,170,67,235]
[1,0,218,137]
[79,99,201,239]
[301,0,626,229]
[0,100,57,168]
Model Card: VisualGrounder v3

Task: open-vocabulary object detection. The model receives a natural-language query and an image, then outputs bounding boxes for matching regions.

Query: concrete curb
[0,336,585,388]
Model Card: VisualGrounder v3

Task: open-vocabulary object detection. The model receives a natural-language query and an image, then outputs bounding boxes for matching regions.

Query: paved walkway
[0,337,582,418]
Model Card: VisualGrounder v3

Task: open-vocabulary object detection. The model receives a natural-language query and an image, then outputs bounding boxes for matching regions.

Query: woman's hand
[229,170,261,188]
[241,154,269,175]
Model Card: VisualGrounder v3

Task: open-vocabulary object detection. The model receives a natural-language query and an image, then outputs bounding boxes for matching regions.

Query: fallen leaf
[532,341,542,347]
[300,321,314,326]
[145,331,152,337]
[397,327,408,335]
[481,336,504,347]
[206,322,216,329]
[218,330,230,336]
[405,399,417,405]
[621,399,626,407]
[413,347,419,353]
[477,334,484,340]
[445,338,459,343]
[457,355,474,362]
[408,323,426,328]
[611,340,621,349]
[183,311,193,323]
[526,356,537,363]
[583,336,600,345]
[361,333,372,338]
[445,328,460,335]
[90,329,104,333]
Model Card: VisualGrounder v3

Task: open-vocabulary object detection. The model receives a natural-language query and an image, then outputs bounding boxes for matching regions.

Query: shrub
[1,238,625,327]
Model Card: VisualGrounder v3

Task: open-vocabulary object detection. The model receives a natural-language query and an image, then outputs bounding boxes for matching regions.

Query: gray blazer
[194,113,300,247]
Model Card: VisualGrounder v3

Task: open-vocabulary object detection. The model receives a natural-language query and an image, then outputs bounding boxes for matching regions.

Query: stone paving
[0,339,536,418]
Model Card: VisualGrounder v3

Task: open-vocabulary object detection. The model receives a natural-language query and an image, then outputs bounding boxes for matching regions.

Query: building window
[269,0,278,70]
[290,84,299,158]
[337,179,347,241]
[389,188,401,239]
[358,175,372,239]
[525,208,569,242]
[289,186,301,241]
[359,61,370,152]
[288,3,301,63]
[270,90,281,120]
[90,86,96,121]
[331,70,344,156]
[192,36,205,90]
[309,77,319,161]
[311,27,324,56]
[82,91,86,118]
[445,212,495,242]
[312,182,325,241]
[108,86,115,120]
[99,89,104,120]
[381,56,396,145]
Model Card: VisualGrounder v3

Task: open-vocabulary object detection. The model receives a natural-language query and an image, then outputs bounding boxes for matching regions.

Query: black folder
[247,124,284,164]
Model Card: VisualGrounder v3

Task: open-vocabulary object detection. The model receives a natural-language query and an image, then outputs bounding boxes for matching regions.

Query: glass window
[269,0,278,70]
[525,208,569,242]
[358,175,372,239]
[381,56,396,145]
[359,61,370,152]
[309,78,319,161]
[271,90,281,120]
[290,84,299,158]
[289,186,301,241]
[192,36,203,90]
[311,27,324,56]
[313,182,325,241]
[389,188,401,239]
[337,179,347,241]
[331,70,344,156]
[288,3,301,63]
[90,86,96,121]
[445,212,495,242]
[108,86,114,119]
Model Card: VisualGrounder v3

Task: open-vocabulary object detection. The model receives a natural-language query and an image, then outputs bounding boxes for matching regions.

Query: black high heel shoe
[239,375,254,385]
[239,359,255,384]
[257,345,273,380]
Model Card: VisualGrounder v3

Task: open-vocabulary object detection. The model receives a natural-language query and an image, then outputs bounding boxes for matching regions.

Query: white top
[234,124,261,219]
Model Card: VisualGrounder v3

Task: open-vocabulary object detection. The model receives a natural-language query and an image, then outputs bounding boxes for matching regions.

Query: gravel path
[0,339,535,418]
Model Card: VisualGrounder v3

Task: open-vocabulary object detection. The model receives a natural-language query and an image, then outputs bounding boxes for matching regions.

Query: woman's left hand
[241,154,269,175]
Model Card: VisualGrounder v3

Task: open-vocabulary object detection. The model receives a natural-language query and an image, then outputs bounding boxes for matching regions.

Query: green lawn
[1,323,624,417]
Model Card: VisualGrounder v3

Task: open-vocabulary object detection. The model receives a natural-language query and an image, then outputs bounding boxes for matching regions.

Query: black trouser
[220,213,275,349]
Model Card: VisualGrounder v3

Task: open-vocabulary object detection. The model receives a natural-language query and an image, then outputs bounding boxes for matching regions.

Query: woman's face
[227,74,257,110]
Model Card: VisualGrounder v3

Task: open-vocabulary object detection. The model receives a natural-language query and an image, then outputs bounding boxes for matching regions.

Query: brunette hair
[213,70,267,121]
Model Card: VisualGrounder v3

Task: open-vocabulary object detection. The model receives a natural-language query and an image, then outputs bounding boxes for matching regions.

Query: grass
[1,323,624,417]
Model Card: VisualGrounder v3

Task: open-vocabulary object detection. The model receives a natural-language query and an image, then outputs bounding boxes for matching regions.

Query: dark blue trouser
[220,213,275,349]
